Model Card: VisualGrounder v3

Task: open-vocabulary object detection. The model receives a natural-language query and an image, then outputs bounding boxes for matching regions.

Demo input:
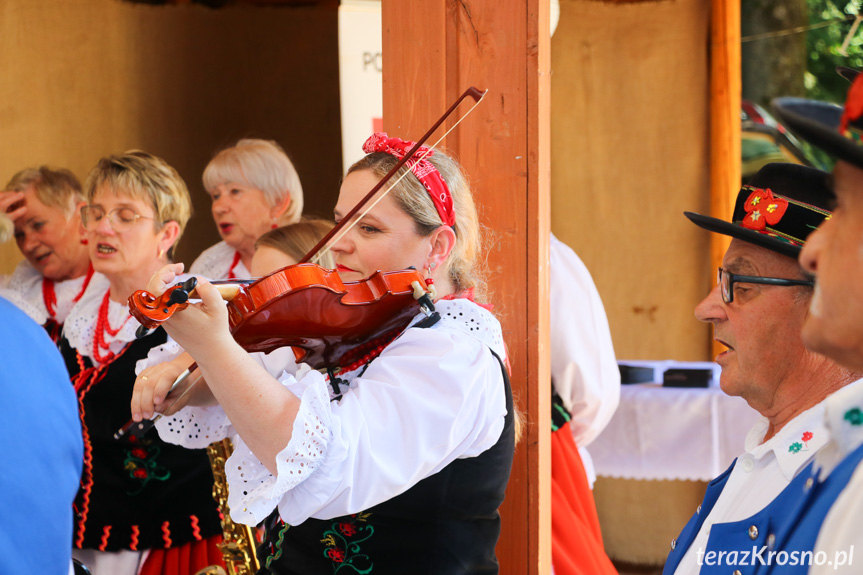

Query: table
[589,383,761,482]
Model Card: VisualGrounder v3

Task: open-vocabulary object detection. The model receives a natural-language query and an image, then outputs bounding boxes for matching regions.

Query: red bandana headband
[362,132,456,227]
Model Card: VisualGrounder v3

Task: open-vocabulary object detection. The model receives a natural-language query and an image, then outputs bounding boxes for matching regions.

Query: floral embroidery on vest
[123,436,171,495]
[320,512,374,573]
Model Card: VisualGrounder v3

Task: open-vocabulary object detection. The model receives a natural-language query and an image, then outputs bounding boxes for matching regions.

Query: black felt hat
[684,163,833,259]
[773,72,863,171]
[836,66,859,83]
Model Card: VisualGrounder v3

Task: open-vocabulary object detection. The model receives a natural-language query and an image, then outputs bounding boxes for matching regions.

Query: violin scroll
[129,277,198,334]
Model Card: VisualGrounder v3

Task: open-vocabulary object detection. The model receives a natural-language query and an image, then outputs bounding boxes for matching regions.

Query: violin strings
[310,90,488,266]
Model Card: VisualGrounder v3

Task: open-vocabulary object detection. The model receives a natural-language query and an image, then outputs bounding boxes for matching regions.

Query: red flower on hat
[741,187,788,231]
[841,74,863,135]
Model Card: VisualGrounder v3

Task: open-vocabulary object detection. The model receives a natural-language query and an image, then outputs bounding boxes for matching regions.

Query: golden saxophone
[196,438,261,575]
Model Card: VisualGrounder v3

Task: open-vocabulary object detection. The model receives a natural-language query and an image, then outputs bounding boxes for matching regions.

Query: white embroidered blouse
[0,260,109,327]
[149,298,508,527]
[189,241,250,280]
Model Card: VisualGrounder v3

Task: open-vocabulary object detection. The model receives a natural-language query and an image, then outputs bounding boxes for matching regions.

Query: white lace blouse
[63,273,205,363]
[189,241,250,280]
[0,260,109,327]
[63,283,141,363]
[151,298,508,527]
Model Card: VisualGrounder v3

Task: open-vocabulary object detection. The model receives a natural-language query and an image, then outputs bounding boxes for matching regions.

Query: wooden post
[381,1,551,573]
[710,0,741,357]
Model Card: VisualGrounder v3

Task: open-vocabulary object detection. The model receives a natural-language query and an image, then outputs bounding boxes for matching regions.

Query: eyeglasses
[717,267,814,304]
[81,206,157,233]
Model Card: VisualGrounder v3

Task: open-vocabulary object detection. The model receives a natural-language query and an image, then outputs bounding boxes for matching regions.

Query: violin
[129,265,434,369]
[118,87,485,438]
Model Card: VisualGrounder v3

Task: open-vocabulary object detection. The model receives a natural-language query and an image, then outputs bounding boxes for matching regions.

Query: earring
[158,248,165,260]
[80,238,88,245]
[425,262,437,299]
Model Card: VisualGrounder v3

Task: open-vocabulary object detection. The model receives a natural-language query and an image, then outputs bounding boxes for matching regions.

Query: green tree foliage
[807,0,862,104]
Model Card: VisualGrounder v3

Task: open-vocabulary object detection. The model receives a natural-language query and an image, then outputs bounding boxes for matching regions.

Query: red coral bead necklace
[92,289,132,364]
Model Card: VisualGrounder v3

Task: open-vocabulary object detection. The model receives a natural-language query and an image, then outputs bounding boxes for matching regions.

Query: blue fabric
[662,459,736,575]
[759,443,863,574]
[698,462,815,575]
[664,443,863,575]
[0,297,83,574]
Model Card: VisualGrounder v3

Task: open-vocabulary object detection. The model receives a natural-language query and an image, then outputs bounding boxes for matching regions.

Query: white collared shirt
[674,401,830,575]
[808,377,863,575]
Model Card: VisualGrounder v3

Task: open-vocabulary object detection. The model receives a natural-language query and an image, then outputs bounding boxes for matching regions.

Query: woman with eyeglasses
[0,167,107,341]
[190,138,304,280]
[131,134,516,574]
[62,151,225,575]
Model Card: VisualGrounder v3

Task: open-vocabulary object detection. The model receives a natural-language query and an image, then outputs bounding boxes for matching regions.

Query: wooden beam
[382,1,551,573]
[710,0,741,357]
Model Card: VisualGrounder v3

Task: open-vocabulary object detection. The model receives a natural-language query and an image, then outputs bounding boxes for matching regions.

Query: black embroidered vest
[60,329,223,551]
[257,351,515,575]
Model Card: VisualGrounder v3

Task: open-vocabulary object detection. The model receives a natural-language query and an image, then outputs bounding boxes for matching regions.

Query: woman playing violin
[132,134,515,575]
[190,138,304,280]
[64,151,225,575]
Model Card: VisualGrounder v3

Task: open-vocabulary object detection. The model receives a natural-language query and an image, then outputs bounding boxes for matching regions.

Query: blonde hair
[203,139,303,225]
[346,148,486,300]
[5,166,83,218]
[255,217,336,269]
[84,150,192,252]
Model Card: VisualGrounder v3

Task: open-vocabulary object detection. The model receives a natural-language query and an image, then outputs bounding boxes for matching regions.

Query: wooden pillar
[710,0,741,356]
[381,1,551,574]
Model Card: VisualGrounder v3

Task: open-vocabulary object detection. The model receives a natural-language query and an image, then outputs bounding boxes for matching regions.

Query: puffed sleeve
[549,233,620,448]
[147,347,301,448]
[225,322,507,527]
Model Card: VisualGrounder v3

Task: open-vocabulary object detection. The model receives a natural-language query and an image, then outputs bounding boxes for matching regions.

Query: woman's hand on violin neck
[161,277,236,363]
[147,262,186,296]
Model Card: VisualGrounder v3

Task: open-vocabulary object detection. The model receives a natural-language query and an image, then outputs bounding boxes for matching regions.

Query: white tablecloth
[589,383,761,481]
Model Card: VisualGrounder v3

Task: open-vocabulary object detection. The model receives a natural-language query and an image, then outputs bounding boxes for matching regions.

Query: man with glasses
[663,162,860,575]
[705,75,863,574]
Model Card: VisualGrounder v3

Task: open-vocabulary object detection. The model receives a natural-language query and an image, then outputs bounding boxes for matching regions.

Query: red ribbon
[362,133,456,227]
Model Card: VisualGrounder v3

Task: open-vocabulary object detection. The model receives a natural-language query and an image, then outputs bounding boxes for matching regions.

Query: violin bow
[118,88,486,440]
[301,86,488,266]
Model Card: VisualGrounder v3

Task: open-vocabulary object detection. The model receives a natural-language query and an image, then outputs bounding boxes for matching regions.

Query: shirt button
[749,525,759,540]
[805,477,815,490]
[767,533,776,550]
[739,455,755,472]
[670,539,676,551]
[733,571,742,575]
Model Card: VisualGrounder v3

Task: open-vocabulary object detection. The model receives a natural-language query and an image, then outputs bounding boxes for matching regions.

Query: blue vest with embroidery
[663,443,863,575]
[758,442,863,574]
